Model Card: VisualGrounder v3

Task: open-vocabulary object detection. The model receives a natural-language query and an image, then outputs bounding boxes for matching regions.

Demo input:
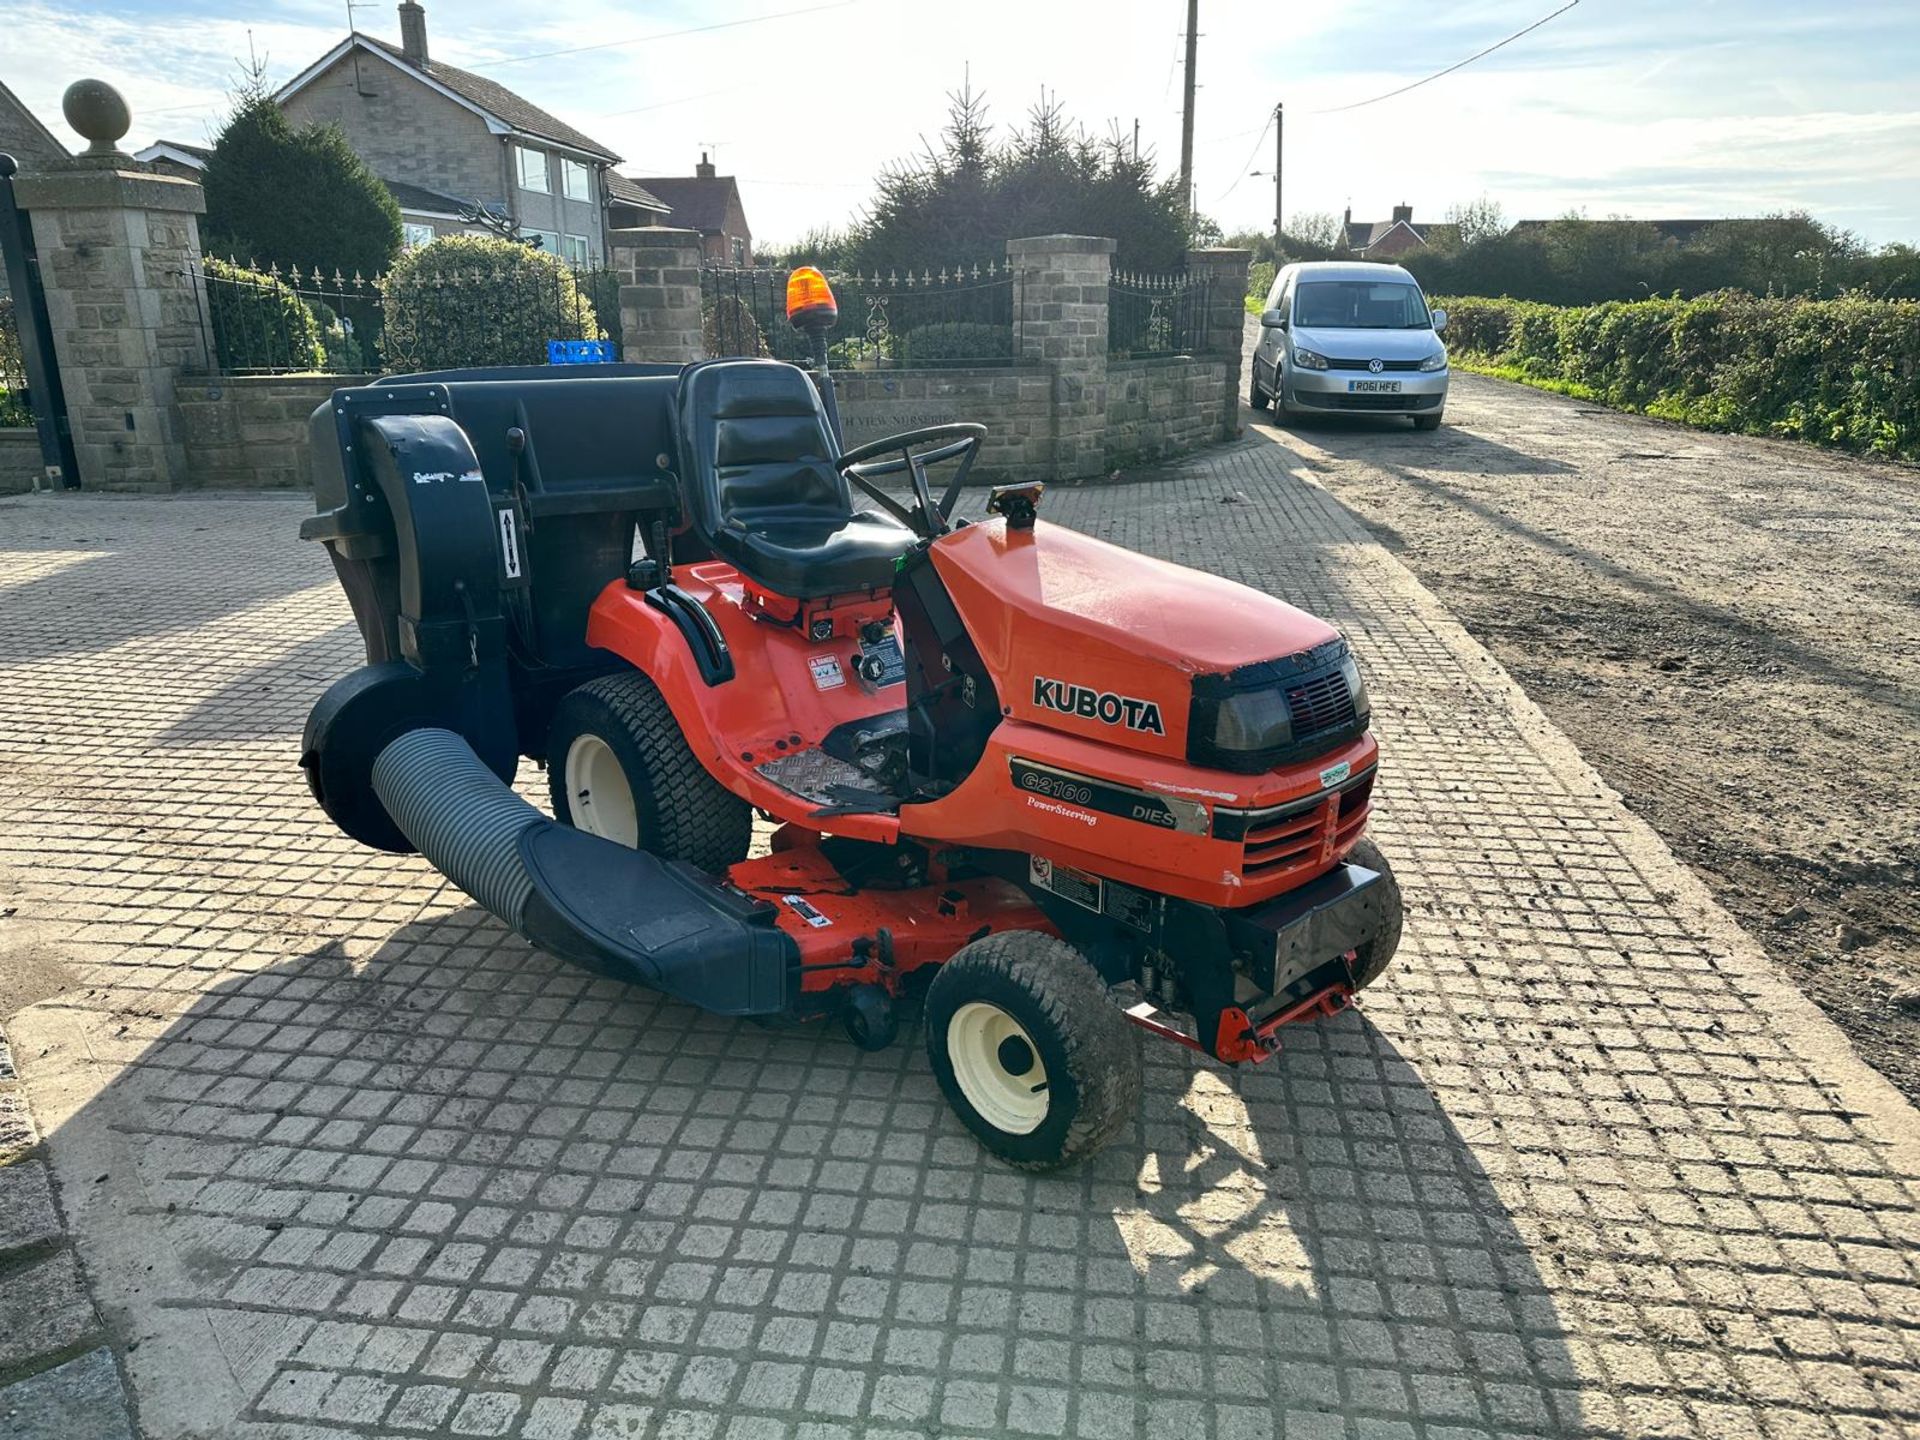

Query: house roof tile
[606,172,671,212]
[359,35,620,161]
[625,175,739,234]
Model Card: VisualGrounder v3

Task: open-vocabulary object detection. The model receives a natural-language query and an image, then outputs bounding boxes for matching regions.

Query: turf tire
[546,672,751,873]
[925,931,1141,1170]
[1346,836,1404,991]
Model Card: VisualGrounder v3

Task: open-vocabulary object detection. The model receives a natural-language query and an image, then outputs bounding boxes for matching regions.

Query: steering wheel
[836,423,986,539]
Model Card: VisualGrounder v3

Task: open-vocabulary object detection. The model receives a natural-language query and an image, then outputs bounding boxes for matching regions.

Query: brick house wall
[280,55,505,211]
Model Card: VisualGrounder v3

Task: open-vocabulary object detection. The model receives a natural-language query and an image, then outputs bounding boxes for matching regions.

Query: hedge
[0,296,28,425]
[1437,291,1920,461]
[381,236,605,371]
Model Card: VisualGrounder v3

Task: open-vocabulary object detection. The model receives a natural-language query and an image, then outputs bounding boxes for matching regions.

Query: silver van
[1250,261,1449,430]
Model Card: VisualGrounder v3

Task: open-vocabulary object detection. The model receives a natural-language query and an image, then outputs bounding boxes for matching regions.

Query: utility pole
[1179,0,1198,215]
[1272,102,1284,261]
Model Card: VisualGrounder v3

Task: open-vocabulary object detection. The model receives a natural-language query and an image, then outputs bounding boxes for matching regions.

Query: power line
[1306,0,1580,115]
[465,0,864,70]
[1212,110,1274,203]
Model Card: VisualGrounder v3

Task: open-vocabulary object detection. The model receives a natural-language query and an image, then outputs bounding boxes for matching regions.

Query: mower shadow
[37,903,1585,1435]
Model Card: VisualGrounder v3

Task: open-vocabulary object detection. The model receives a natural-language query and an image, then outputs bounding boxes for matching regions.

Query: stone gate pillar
[12,81,209,491]
[1185,246,1252,440]
[610,227,705,364]
[1009,234,1115,481]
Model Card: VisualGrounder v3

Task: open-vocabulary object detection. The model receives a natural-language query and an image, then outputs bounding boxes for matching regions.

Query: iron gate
[0,152,78,488]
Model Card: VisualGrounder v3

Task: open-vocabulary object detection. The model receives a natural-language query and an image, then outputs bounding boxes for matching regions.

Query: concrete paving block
[0,1248,99,1372]
[0,1159,63,1254]
[0,1348,133,1440]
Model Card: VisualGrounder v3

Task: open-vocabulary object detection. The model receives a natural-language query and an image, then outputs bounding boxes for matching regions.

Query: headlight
[1188,642,1371,773]
[1292,346,1329,370]
[1418,349,1448,372]
[1201,687,1294,757]
[1338,650,1372,720]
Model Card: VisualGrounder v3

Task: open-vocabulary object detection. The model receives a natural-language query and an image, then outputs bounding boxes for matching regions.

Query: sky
[3,0,1916,249]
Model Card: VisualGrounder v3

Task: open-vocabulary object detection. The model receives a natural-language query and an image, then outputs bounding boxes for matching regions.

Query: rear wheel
[1346,837,1404,991]
[925,931,1140,1170]
[546,672,752,872]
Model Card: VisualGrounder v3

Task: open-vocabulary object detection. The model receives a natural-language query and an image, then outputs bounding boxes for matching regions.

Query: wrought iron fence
[191,256,624,376]
[1107,269,1213,359]
[703,263,1022,369]
[0,293,30,426]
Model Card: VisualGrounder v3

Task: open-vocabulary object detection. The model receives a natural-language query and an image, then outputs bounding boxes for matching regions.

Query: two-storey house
[269,1,666,264]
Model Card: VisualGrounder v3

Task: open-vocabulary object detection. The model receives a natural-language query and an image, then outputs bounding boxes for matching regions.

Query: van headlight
[1292,346,1329,370]
[1418,349,1448,372]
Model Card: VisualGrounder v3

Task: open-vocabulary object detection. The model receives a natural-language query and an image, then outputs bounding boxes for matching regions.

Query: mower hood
[928,518,1342,761]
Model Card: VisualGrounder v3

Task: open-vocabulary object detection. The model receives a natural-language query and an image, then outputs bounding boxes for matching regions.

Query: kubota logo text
[1031,677,1166,736]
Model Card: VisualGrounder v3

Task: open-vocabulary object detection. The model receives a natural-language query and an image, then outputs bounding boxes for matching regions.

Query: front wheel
[925,932,1140,1170]
[1413,411,1444,431]
[1248,363,1270,412]
[1346,837,1404,991]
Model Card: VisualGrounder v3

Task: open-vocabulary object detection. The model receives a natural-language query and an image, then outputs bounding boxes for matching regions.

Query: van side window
[1266,271,1287,310]
[1275,275,1295,319]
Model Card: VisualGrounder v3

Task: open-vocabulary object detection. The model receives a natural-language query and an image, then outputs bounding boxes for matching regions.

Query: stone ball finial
[63,79,132,158]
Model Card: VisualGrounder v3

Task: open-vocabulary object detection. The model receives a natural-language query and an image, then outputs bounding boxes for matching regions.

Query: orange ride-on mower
[298,270,1402,1169]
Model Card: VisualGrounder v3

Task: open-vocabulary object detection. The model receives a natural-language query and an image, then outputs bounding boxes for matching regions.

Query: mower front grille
[1286,670,1358,740]
[1237,769,1375,882]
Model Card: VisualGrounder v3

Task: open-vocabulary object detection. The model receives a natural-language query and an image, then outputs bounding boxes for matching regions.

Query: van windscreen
[1294,282,1431,329]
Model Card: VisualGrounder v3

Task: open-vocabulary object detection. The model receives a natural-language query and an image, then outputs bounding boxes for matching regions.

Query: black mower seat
[677,359,917,600]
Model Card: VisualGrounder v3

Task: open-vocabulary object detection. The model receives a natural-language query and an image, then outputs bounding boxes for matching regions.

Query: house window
[526,229,561,255]
[514,144,549,193]
[562,159,592,201]
[402,222,436,249]
[561,234,590,267]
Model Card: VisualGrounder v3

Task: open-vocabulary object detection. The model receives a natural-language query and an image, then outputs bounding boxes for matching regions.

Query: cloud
[3,0,1915,246]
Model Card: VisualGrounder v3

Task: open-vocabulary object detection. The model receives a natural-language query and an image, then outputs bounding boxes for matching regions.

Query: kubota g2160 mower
[298,268,1402,1168]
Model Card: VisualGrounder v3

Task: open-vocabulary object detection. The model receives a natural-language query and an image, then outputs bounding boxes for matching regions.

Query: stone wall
[0,428,42,494]
[1104,357,1233,468]
[833,368,1054,482]
[174,375,364,491]
[13,165,211,491]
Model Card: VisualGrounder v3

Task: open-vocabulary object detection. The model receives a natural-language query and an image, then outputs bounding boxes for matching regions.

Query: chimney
[1342,205,1352,230]
[398,0,428,66]
[1391,202,1413,224]
[695,151,716,179]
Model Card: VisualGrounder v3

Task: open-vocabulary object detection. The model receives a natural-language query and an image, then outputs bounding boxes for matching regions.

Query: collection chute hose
[371,728,542,924]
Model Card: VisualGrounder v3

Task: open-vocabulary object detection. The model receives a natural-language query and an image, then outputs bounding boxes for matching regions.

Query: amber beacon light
[785,266,838,331]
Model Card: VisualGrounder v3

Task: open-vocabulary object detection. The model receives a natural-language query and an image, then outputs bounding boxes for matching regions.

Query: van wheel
[1248,367,1270,412]
[925,932,1140,1170]
[546,672,751,872]
[1346,837,1404,991]
[1413,412,1444,431]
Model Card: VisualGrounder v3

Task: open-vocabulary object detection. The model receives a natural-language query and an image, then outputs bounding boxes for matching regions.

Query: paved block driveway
[2,425,1917,1440]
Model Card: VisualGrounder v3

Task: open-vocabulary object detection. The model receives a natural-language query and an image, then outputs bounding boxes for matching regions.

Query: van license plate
[1348,380,1401,393]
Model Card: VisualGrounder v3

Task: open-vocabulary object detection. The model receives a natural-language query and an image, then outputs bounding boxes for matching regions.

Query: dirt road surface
[1255,372,1920,1101]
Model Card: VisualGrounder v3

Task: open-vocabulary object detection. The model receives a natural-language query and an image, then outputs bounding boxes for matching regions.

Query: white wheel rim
[563,734,638,847]
[947,1002,1049,1135]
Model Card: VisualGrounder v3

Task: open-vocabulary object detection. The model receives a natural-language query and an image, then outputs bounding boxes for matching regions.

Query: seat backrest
[677,359,850,537]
